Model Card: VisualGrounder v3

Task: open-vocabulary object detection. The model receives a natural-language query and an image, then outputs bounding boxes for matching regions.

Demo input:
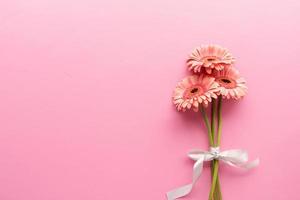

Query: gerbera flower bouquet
[168,45,259,200]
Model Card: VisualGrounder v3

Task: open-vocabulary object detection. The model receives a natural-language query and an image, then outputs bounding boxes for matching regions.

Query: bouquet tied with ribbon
[168,45,259,200]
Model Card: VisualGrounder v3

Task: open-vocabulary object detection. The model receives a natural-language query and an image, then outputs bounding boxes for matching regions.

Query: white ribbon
[167,147,259,200]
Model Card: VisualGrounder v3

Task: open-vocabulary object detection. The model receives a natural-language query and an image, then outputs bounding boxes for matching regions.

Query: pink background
[0,0,299,199]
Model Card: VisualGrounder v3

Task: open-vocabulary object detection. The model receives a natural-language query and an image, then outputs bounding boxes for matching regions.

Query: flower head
[213,66,247,99]
[187,45,235,74]
[173,75,219,111]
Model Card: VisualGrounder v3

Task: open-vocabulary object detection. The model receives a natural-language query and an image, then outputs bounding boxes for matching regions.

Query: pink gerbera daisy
[173,75,219,112]
[213,67,247,99]
[187,45,235,74]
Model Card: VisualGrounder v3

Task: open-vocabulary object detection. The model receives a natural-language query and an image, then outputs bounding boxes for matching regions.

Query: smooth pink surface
[0,0,299,199]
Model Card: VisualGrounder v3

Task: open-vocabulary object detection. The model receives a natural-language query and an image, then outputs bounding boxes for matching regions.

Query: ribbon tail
[222,158,260,170]
[239,158,260,169]
[220,149,260,170]
[166,183,193,200]
[166,156,204,200]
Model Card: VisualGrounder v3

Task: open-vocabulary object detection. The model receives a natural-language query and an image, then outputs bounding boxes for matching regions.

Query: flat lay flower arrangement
[168,45,259,200]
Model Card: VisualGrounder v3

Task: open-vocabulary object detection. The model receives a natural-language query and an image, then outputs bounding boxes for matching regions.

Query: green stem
[214,174,222,200]
[211,99,216,143]
[217,97,223,146]
[200,106,213,146]
[210,99,216,185]
[209,97,223,200]
[209,160,219,200]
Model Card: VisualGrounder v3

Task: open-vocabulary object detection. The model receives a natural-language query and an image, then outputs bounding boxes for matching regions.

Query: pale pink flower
[187,45,235,74]
[213,67,247,99]
[173,75,219,112]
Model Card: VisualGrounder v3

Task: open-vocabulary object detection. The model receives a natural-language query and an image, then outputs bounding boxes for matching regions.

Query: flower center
[221,78,231,84]
[190,88,199,93]
[216,77,236,89]
[183,85,204,99]
[203,56,219,63]
[207,58,215,62]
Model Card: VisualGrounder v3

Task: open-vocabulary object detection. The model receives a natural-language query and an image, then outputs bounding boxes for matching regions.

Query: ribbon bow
[167,147,259,200]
